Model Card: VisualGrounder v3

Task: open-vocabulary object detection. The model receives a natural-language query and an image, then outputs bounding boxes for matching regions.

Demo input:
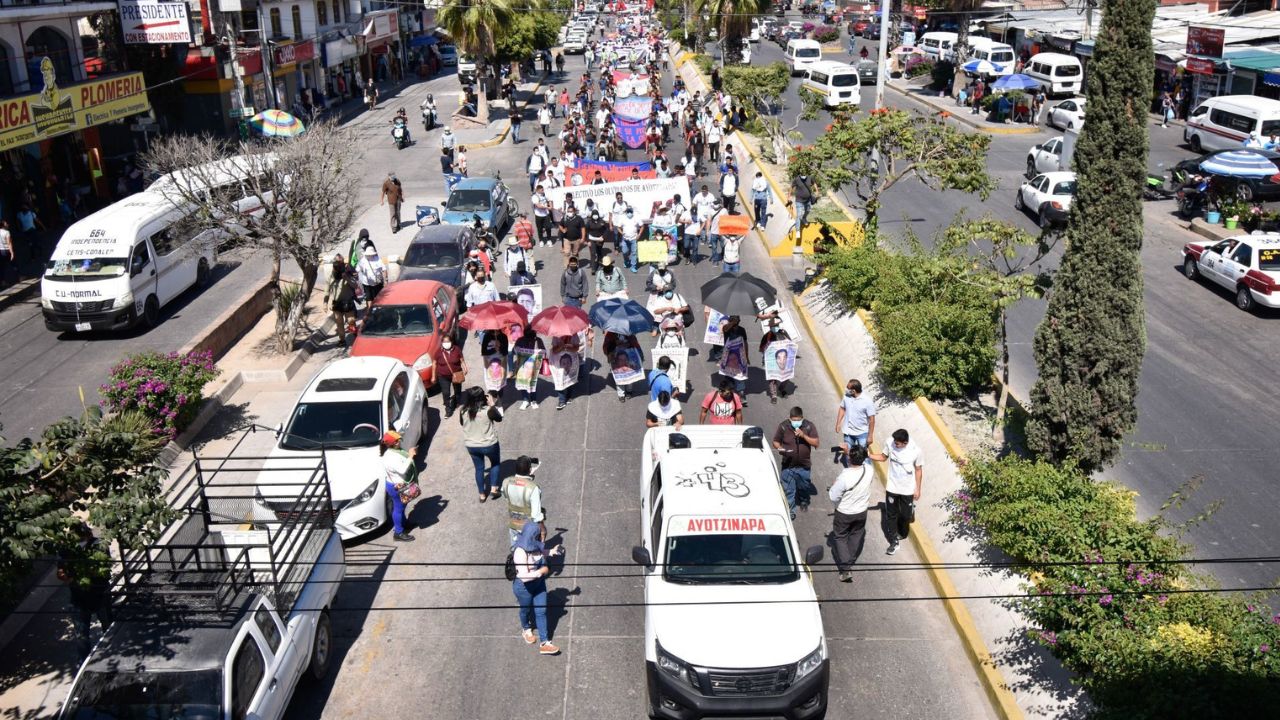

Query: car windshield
[796,48,820,58]
[45,257,128,280]
[664,533,799,584]
[405,241,462,268]
[1052,180,1078,196]
[363,304,434,336]
[1260,247,1280,271]
[446,189,492,213]
[63,669,221,720]
[282,400,381,449]
[832,73,858,87]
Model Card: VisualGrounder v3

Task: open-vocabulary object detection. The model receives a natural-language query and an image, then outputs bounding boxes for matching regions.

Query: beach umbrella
[248,109,306,138]
[699,272,777,316]
[961,59,1004,76]
[1199,150,1280,178]
[530,305,590,337]
[588,298,655,334]
[459,300,529,331]
[992,73,1041,91]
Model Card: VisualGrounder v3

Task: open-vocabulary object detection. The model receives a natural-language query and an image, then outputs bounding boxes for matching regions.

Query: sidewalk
[672,45,1084,719]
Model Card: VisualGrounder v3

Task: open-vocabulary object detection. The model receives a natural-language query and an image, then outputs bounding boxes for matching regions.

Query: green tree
[693,0,772,65]
[1025,0,1156,471]
[720,63,819,164]
[495,11,561,65]
[937,216,1056,443]
[788,108,994,238]
[438,0,518,124]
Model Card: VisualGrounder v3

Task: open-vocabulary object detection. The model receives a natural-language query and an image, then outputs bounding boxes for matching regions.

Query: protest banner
[546,177,691,222]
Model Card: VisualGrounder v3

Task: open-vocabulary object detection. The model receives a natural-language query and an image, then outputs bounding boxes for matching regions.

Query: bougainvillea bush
[812,25,840,43]
[100,351,219,439]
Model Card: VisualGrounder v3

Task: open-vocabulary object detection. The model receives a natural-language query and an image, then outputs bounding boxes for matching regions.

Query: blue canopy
[992,73,1041,91]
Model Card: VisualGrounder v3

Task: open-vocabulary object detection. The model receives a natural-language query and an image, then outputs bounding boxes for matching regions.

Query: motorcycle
[391,119,409,150]
[422,105,437,131]
[1176,177,1212,219]
[1143,171,1177,201]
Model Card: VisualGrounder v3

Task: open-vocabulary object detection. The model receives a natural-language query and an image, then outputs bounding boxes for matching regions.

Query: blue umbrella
[993,73,1041,91]
[962,59,1004,75]
[588,298,655,335]
[1199,150,1279,178]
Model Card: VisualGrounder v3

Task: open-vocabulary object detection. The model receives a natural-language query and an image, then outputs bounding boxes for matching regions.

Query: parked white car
[1046,98,1087,130]
[1182,234,1280,311]
[1026,136,1066,176]
[258,356,427,540]
[1016,171,1077,229]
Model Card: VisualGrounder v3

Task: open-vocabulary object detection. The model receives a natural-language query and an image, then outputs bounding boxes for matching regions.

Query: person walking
[57,524,113,660]
[721,227,744,274]
[698,379,743,424]
[380,431,418,542]
[771,407,819,519]
[512,330,546,409]
[558,205,586,258]
[440,126,456,159]
[460,387,505,502]
[617,207,645,273]
[440,149,456,189]
[323,254,359,346]
[560,255,588,307]
[718,167,738,214]
[539,104,553,137]
[355,244,386,302]
[828,444,873,583]
[1160,91,1175,128]
[789,174,814,238]
[647,356,675,402]
[380,172,404,233]
[835,378,877,449]
[751,172,771,229]
[595,256,627,299]
[513,212,536,252]
[433,334,466,418]
[511,522,561,656]
[645,390,685,429]
[503,236,531,283]
[585,210,610,271]
[465,270,499,309]
[532,185,553,243]
[510,107,524,143]
[759,320,791,404]
[502,456,544,547]
[528,152,548,193]
[603,330,643,401]
[550,331,588,409]
[867,429,923,555]
[0,220,13,288]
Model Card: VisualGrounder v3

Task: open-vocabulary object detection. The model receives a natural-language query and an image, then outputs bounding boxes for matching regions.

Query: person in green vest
[501,455,544,548]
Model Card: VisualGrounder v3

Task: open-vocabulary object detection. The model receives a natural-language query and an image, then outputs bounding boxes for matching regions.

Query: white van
[634,425,828,719]
[802,60,862,107]
[1185,95,1280,152]
[785,38,823,76]
[1024,52,1083,97]
[919,31,957,62]
[968,37,1016,77]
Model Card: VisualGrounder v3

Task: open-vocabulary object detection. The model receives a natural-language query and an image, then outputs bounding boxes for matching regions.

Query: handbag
[398,481,421,503]
[504,550,518,581]
[441,350,466,384]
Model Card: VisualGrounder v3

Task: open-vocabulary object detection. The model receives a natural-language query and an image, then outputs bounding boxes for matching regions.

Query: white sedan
[1046,98,1086,130]
[1026,136,1065,176]
[1016,171,1077,229]
[258,356,427,540]
[1182,234,1280,311]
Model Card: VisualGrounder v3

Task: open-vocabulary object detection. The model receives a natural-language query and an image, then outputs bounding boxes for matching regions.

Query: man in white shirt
[546,157,565,187]
[538,105,553,136]
[835,378,877,449]
[706,123,722,163]
[691,185,719,263]
[617,208,645,273]
[503,237,531,282]
[609,192,631,231]
[719,170,738,214]
[828,445,873,583]
[868,429,923,556]
[595,107,609,130]
[532,138,551,163]
[464,270,499,309]
[527,151,547,192]
[532,186,553,247]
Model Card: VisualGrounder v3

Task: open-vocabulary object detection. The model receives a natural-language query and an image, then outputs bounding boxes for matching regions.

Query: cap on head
[382,430,402,446]
[363,247,377,257]
[602,256,613,266]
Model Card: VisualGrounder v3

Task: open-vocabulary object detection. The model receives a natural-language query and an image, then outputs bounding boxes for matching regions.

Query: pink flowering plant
[812,25,840,43]
[955,457,1280,715]
[100,351,219,439]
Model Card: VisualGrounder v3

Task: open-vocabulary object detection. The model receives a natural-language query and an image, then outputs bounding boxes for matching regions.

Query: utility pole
[1083,0,1095,41]
[874,0,890,110]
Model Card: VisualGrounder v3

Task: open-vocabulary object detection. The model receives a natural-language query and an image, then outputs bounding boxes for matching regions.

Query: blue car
[440,177,519,237]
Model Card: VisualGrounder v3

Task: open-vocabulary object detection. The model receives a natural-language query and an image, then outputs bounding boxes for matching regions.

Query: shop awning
[1264,72,1280,87]
[409,34,439,48]
[1220,48,1280,73]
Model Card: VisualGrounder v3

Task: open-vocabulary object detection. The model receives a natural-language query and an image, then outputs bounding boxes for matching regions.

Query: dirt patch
[931,387,1030,461]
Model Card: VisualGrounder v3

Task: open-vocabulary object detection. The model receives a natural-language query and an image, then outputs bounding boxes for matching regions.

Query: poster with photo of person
[512,285,542,317]
[754,300,802,343]
[512,348,543,393]
[763,340,797,382]
[610,346,645,385]
[651,346,689,391]
[483,353,507,392]
[718,336,748,381]
[703,309,728,346]
[550,350,580,391]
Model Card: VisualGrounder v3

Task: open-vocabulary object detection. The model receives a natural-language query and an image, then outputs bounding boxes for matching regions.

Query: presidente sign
[0,67,151,152]
[118,0,193,44]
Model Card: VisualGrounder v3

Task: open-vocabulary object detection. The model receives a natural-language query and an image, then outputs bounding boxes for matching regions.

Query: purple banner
[613,96,653,121]
[613,115,648,149]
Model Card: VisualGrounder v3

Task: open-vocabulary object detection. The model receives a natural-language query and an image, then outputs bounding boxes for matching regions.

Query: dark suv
[399,224,476,287]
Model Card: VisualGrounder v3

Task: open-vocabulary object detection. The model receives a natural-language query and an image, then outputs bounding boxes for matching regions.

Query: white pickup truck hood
[649,577,824,669]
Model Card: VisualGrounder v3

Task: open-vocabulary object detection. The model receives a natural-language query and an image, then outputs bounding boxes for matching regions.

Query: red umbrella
[530,305,590,337]
[458,300,528,331]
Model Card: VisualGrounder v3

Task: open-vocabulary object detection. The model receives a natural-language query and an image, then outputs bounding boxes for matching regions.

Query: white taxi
[256,356,427,539]
[633,426,828,720]
[1182,233,1280,312]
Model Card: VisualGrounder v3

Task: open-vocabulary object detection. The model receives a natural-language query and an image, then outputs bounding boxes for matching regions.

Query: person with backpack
[502,456,544,548]
[379,172,404,233]
[510,522,562,655]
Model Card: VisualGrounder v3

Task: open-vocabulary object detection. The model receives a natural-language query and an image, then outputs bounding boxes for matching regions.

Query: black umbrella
[699,271,777,316]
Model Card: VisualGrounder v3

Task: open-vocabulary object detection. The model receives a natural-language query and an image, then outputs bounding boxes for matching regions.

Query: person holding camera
[866,429,923,556]
[828,444,873,583]
[771,407,819,519]
[511,522,561,656]
[460,387,505,502]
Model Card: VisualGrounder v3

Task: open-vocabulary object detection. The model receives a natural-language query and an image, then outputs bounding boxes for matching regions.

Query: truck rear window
[63,669,221,719]
[664,534,799,584]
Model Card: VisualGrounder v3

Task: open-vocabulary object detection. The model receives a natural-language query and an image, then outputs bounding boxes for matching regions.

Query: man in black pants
[867,428,924,556]
[828,445,873,583]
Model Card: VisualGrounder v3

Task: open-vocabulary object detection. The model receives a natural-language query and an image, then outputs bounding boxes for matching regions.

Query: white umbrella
[962,59,1004,75]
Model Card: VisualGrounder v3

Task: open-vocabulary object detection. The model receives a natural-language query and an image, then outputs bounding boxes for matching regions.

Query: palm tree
[437,0,517,124]
[694,0,772,66]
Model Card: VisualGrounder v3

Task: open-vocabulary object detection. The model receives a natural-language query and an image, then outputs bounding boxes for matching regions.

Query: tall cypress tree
[1025,0,1155,472]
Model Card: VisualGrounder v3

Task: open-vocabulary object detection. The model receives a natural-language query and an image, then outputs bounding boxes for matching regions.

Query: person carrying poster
[483,353,507,393]
[762,319,797,404]
[511,333,546,409]
[604,330,644,401]
[703,307,728,355]
[718,329,750,398]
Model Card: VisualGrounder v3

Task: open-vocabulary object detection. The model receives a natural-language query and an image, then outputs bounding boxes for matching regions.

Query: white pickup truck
[59,438,345,720]
[633,426,829,720]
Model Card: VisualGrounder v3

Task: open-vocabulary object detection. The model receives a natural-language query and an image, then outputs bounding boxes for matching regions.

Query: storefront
[0,68,151,210]
[361,9,399,83]
[322,31,361,104]
[272,40,318,114]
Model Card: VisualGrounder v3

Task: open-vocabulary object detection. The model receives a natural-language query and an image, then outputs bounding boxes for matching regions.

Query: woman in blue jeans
[459,387,504,502]
[512,522,561,655]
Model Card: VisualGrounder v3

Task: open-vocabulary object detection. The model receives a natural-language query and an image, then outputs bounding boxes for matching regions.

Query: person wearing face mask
[772,406,819,519]
[645,262,677,295]
[699,379,744,425]
[617,207,645,273]
[558,204,586,258]
[759,320,792,405]
[585,211,610,271]
[646,285,689,339]
[595,256,627,300]
[828,443,873,583]
[835,378,877,450]
[645,390,685,429]
[465,271,499,310]
[433,332,467,418]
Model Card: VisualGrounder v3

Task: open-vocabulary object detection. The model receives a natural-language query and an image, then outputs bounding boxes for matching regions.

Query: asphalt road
[728,24,1280,592]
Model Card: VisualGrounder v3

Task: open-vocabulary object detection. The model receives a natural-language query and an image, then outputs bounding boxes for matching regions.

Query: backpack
[504,549,519,581]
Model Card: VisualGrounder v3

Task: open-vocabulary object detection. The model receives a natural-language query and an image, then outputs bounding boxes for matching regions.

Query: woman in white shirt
[512,522,561,655]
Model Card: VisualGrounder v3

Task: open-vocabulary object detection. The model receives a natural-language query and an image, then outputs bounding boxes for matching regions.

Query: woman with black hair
[459,386,505,502]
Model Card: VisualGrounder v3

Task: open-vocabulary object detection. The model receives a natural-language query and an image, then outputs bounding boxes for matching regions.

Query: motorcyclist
[390,107,411,147]
[421,94,437,130]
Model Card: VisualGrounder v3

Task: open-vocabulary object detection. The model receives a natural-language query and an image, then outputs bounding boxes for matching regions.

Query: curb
[794,290,1024,720]
[0,278,41,313]
[465,72,553,149]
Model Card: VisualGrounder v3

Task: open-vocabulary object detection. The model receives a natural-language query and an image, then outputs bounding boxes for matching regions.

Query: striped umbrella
[248,109,306,138]
[1199,150,1279,178]
[961,59,1004,76]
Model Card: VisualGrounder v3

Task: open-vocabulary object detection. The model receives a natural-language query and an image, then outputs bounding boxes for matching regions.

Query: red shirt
[700,391,741,425]
[513,218,535,249]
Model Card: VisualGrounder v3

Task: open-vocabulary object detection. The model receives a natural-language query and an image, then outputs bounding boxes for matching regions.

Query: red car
[350,279,459,385]
[849,16,870,36]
